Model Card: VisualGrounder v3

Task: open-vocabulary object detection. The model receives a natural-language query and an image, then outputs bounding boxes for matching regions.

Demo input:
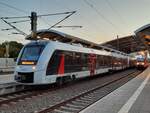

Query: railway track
[0,69,141,113]
[38,70,141,113]
[0,84,56,106]
[0,82,25,96]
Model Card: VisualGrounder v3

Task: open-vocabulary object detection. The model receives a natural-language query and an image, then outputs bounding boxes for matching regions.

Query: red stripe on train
[58,54,64,75]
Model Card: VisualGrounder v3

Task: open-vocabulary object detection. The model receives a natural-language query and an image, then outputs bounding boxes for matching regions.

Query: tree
[0,41,23,58]
[0,47,5,57]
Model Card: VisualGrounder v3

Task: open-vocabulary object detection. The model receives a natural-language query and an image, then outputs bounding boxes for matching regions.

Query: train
[14,30,134,85]
[135,57,149,69]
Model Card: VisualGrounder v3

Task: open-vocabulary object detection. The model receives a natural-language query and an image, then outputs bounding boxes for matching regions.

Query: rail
[38,71,141,113]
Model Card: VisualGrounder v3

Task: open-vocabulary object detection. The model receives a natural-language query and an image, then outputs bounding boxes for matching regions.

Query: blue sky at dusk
[0,0,150,44]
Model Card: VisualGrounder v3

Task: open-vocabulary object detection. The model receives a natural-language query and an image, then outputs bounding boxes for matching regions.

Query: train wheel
[72,75,76,81]
[56,77,64,86]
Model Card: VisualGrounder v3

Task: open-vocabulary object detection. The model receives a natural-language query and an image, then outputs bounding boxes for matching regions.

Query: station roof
[27,25,150,54]
[134,24,150,52]
[102,35,146,54]
[26,29,100,48]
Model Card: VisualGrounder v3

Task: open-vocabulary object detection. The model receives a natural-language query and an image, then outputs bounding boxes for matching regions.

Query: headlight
[136,62,139,65]
[114,62,117,65]
[32,66,36,70]
[141,62,144,65]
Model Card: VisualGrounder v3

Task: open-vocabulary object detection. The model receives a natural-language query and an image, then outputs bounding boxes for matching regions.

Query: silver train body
[14,30,132,85]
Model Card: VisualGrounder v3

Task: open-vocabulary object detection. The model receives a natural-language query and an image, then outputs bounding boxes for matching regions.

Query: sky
[0,0,150,44]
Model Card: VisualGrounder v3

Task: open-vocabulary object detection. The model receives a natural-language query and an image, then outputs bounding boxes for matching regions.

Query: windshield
[19,45,45,64]
[137,58,145,62]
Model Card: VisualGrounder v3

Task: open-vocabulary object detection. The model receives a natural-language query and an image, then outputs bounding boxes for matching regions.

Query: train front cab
[14,41,49,84]
[136,61,149,70]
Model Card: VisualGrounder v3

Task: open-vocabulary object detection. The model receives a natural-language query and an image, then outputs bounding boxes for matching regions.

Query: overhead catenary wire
[0,1,78,37]
[105,0,127,26]
[55,0,105,40]
[1,28,14,31]
[39,17,52,27]
[0,2,78,42]
[0,1,28,14]
[83,0,124,35]
[0,1,78,31]
[1,11,76,19]
[39,2,83,30]
[1,11,76,36]
[0,1,30,36]
[53,26,82,28]
[10,20,30,24]
[1,18,27,36]
[48,11,76,29]
[39,11,81,29]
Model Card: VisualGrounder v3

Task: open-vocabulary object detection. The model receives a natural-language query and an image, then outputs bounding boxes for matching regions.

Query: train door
[88,54,96,76]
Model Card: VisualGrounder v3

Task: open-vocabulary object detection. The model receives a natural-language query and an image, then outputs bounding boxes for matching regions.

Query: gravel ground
[0,69,137,113]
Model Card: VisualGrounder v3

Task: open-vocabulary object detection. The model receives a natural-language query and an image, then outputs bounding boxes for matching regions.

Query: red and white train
[14,30,134,85]
[135,57,149,69]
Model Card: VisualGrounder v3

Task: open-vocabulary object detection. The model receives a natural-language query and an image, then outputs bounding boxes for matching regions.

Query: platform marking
[118,73,150,113]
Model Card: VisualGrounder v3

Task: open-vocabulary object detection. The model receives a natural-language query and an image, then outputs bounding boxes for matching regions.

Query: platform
[0,74,14,84]
[80,67,150,113]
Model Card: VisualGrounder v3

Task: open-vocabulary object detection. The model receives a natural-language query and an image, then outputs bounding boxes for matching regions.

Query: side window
[81,53,88,70]
[47,50,98,75]
[103,55,110,67]
[107,56,111,66]
[64,51,73,73]
[103,56,107,66]
[97,55,104,67]
[75,52,81,71]
[101,55,105,66]
[46,50,61,75]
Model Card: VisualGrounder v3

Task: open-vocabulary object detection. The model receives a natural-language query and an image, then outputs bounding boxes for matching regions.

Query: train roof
[24,39,128,59]
[26,29,130,57]
[51,40,112,56]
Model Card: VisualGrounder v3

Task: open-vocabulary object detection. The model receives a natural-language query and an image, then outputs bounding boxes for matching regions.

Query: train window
[103,56,112,67]
[81,53,88,68]
[110,56,114,66]
[108,56,112,66]
[64,51,88,73]
[19,45,45,65]
[47,50,90,75]
[74,52,82,71]
[47,49,118,75]
[64,51,75,73]
[46,50,61,75]
[104,56,107,66]
[96,55,104,68]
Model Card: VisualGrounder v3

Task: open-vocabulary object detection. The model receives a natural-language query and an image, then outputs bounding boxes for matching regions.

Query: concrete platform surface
[80,67,150,113]
[0,74,14,84]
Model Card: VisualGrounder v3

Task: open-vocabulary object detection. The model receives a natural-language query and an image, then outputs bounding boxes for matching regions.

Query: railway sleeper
[83,95,95,99]
[60,106,80,112]
[71,100,89,106]
[80,97,93,101]
[53,109,73,113]
[66,103,85,109]
[76,98,92,103]
[73,100,90,106]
